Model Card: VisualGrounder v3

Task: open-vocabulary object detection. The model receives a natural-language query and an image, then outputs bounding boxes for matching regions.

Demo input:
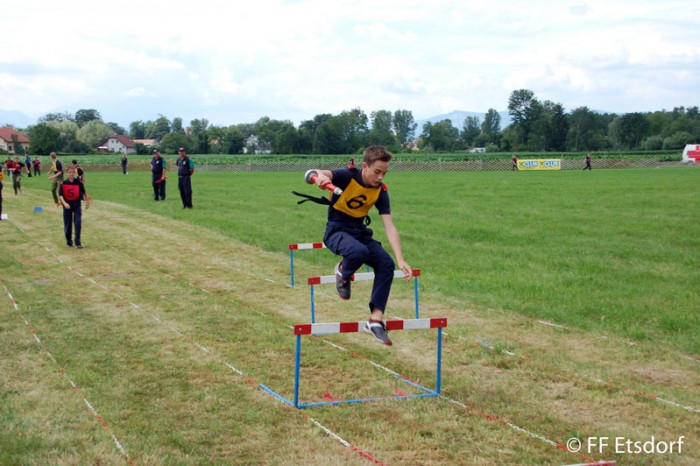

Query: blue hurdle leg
[414,277,420,319]
[289,250,295,287]
[294,334,301,408]
[310,285,316,323]
[436,327,443,394]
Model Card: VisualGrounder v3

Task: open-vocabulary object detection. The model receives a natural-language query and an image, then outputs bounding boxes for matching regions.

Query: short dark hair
[362,145,393,165]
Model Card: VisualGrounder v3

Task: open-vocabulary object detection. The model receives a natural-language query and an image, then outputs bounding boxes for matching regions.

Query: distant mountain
[415,110,511,134]
[0,110,34,129]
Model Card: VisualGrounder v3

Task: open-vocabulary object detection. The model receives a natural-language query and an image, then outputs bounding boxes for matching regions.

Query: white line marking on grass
[312,335,600,464]
[55,261,386,465]
[2,283,135,465]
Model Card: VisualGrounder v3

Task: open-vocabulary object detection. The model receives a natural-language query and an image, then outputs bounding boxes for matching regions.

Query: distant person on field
[176,148,194,208]
[511,154,518,171]
[0,170,4,220]
[4,157,12,176]
[48,152,64,207]
[71,160,85,183]
[151,149,167,201]
[11,156,24,195]
[583,153,592,171]
[121,154,128,174]
[33,157,41,176]
[59,166,89,248]
[309,145,412,346]
[25,153,32,177]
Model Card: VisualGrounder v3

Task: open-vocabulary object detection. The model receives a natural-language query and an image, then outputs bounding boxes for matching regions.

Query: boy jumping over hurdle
[310,145,412,346]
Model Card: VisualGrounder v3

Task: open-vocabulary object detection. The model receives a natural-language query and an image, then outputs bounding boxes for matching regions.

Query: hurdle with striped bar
[288,242,326,287]
[259,317,447,409]
[307,268,421,322]
[288,241,370,287]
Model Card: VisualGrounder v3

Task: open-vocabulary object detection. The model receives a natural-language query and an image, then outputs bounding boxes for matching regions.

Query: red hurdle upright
[288,242,326,287]
[307,269,421,322]
[259,317,447,409]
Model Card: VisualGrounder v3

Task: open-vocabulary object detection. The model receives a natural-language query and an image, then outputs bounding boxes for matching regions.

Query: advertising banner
[517,159,562,171]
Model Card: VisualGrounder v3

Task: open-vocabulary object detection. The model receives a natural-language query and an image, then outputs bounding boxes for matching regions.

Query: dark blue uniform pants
[178,175,192,208]
[63,206,82,246]
[324,222,395,314]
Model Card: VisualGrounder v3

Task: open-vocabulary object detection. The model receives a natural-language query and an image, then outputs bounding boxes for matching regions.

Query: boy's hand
[398,260,412,282]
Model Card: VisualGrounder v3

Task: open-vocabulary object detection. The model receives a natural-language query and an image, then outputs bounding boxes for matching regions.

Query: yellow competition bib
[332,178,382,218]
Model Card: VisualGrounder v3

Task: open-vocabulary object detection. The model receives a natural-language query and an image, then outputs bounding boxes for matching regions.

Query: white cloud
[0,0,698,126]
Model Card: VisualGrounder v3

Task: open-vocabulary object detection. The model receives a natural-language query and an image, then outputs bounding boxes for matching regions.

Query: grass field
[1,167,698,465]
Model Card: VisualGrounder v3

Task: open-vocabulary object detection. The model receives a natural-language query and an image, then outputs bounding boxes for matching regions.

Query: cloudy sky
[1,0,698,129]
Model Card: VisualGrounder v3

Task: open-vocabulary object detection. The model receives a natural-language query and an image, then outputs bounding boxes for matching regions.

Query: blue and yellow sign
[517,159,561,171]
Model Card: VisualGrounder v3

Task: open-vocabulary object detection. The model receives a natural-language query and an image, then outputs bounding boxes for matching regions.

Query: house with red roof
[0,128,30,154]
[98,134,137,154]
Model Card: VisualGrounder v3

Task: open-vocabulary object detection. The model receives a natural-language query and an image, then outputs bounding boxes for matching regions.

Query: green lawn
[88,167,700,353]
[1,166,698,465]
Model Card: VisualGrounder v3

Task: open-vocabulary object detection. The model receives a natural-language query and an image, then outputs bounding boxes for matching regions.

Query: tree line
[10,89,700,156]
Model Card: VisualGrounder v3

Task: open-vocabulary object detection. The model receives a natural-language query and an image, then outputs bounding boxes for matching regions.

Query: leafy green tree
[77,120,112,150]
[106,122,125,135]
[145,115,171,140]
[393,109,417,149]
[75,109,101,127]
[369,110,395,147]
[641,135,663,150]
[172,117,184,134]
[313,116,344,154]
[541,101,568,151]
[460,116,481,148]
[220,126,245,154]
[508,89,541,148]
[189,118,210,154]
[617,112,650,149]
[129,121,146,139]
[420,120,459,151]
[46,120,80,152]
[481,108,501,145]
[26,124,61,155]
[160,132,189,154]
[663,131,694,150]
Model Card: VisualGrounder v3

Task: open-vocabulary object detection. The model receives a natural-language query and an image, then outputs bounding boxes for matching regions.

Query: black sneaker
[76,244,84,249]
[67,242,73,247]
[334,262,351,300]
[364,320,393,346]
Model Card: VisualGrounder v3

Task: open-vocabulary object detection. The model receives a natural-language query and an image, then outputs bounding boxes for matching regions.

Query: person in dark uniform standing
[309,145,412,346]
[59,166,90,248]
[151,150,167,201]
[121,154,128,174]
[176,148,194,208]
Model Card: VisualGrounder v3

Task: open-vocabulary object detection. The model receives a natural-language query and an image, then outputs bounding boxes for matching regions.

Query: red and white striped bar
[307,268,421,285]
[294,317,447,336]
[288,242,326,251]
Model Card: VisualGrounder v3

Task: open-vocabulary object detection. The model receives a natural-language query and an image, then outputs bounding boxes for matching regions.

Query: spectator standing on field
[511,154,518,171]
[59,166,90,248]
[11,156,24,195]
[25,154,32,177]
[121,154,128,174]
[32,157,41,176]
[48,152,64,207]
[176,148,194,208]
[309,145,412,346]
[71,160,85,183]
[4,157,12,177]
[0,171,4,220]
[151,150,167,201]
[583,153,592,171]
